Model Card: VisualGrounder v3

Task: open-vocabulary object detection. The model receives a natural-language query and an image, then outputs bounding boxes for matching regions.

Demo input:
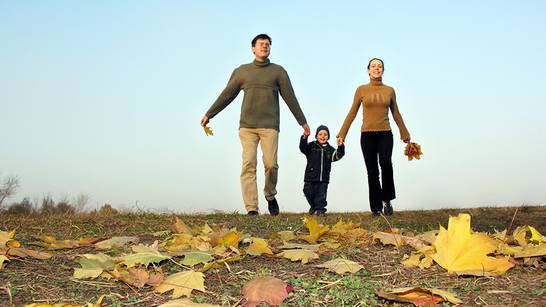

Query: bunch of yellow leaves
[404,142,423,160]
[203,125,214,136]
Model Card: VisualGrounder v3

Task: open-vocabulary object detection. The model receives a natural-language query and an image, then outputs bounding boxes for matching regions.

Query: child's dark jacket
[299,136,344,183]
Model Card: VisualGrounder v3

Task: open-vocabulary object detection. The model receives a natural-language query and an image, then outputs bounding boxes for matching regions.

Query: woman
[336,58,410,216]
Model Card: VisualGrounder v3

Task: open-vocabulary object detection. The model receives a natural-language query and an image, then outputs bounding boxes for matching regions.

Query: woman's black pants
[360,131,395,213]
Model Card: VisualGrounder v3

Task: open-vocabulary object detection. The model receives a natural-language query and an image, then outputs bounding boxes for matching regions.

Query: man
[201,33,310,216]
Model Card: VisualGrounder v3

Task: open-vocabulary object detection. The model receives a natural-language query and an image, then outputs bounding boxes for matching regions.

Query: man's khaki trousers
[238,128,278,212]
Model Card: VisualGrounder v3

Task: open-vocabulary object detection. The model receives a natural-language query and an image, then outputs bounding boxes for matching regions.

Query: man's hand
[336,137,344,146]
[201,115,209,127]
[302,123,310,137]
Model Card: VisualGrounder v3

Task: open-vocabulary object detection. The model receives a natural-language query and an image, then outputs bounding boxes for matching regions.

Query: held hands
[302,123,310,137]
[336,137,344,146]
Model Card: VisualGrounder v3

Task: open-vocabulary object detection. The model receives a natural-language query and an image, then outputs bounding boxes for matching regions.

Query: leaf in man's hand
[203,126,214,136]
[315,258,363,275]
[155,270,206,299]
[242,276,292,307]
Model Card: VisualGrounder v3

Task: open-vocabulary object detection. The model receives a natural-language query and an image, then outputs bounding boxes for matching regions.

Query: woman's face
[368,59,384,79]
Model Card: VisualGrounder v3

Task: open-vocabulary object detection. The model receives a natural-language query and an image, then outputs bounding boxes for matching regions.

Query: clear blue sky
[1,1,545,213]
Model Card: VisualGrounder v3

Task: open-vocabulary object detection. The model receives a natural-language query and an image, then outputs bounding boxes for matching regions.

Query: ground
[1,206,545,306]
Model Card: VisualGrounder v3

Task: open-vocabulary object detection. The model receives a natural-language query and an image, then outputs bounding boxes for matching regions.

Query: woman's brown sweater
[337,78,410,141]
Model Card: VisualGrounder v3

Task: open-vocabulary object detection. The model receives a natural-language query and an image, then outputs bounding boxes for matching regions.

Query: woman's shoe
[383,201,393,216]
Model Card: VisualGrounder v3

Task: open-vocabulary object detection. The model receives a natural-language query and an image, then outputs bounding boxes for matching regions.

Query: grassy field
[1,206,545,306]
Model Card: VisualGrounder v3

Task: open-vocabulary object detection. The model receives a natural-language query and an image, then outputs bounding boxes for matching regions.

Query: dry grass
[1,206,545,306]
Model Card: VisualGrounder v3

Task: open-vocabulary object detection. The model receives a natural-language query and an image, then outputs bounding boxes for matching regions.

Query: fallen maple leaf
[274,230,296,242]
[300,216,330,244]
[242,276,292,307]
[432,213,514,276]
[155,270,206,299]
[246,238,273,256]
[315,258,363,275]
[217,231,241,248]
[276,249,318,264]
[377,286,462,306]
[512,225,546,246]
[373,231,405,248]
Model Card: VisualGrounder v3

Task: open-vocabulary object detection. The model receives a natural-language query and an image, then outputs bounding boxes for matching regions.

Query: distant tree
[0,175,20,208]
[72,193,90,212]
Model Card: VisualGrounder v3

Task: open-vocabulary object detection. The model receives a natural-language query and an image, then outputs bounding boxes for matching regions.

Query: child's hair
[251,34,272,46]
[315,125,330,139]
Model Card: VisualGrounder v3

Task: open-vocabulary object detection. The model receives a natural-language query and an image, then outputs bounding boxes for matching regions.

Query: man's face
[252,39,271,60]
[316,130,329,144]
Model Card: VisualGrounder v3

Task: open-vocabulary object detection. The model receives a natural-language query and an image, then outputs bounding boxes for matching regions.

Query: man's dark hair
[367,58,385,70]
[252,34,272,47]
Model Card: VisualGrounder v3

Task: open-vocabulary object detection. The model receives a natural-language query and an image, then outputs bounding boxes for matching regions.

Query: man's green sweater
[206,59,307,131]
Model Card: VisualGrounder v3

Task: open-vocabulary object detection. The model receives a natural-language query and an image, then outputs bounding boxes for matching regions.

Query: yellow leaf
[203,126,214,136]
[300,216,329,244]
[432,213,514,276]
[155,270,206,299]
[401,253,422,267]
[275,230,296,242]
[246,237,273,256]
[218,231,240,248]
[315,258,363,275]
[0,255,9,269]
[512,226,546,246]
[372,231,405,247]
[276,249,319,264]
[0,230,17,247]
[377,286,462,306]
[3,247,52,260]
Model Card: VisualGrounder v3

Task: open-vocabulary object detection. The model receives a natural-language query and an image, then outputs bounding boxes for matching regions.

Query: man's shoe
[247,210,258,216]
[267,198,280,216]
[372,211,381,217]
[383,201,393,216]
[308,208,316,215]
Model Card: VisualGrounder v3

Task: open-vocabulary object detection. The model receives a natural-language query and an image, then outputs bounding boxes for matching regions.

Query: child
[299,125,345,215]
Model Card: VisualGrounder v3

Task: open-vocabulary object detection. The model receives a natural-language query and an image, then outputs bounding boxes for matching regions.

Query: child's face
[316,130,329,144]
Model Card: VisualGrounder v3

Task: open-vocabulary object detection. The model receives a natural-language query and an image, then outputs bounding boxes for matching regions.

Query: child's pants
[303,182,328,213]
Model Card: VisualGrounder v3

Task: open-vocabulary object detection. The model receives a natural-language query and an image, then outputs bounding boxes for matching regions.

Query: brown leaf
[171,217,194,235]
[377,286,462,306]
[242,276,291,307]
